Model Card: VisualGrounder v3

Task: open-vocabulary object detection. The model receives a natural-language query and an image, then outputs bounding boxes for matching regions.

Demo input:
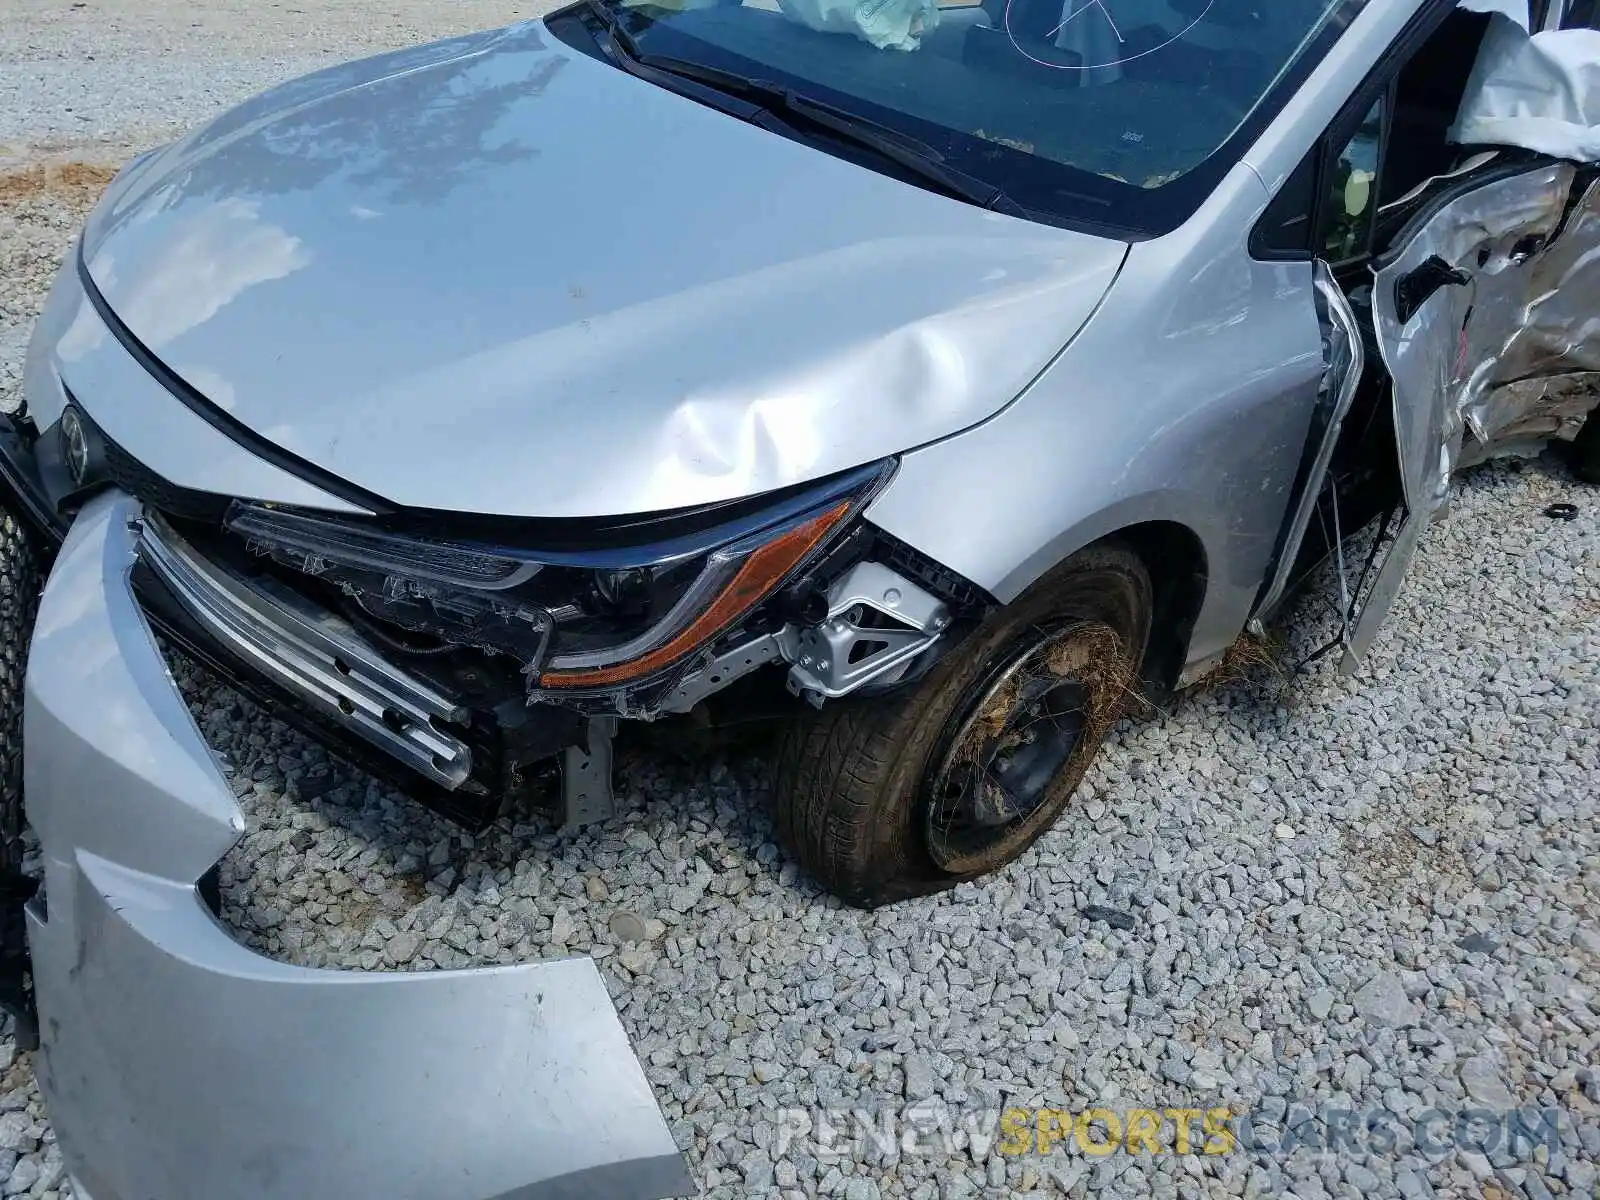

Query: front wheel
[771,544,1151,906]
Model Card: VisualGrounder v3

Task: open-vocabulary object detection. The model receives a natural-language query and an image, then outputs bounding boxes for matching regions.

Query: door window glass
[1321,97,1385,262]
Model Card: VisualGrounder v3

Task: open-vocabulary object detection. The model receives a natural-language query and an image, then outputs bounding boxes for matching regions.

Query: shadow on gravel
[174,656,807,965]
[172,449,1595,966]
[1152,443,1596,736]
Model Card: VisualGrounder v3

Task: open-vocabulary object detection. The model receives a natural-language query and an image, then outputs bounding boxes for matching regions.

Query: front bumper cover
[24,490,694,1200]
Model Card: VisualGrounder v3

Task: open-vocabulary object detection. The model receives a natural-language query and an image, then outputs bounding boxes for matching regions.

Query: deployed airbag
[776,0,939,50]
[1451,13,1600,160]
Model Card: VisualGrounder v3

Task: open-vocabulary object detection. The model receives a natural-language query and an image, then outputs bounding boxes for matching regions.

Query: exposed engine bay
[127,458,984,833]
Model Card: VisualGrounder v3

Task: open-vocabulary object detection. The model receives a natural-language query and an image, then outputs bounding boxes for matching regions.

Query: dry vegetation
[0,160,116,205]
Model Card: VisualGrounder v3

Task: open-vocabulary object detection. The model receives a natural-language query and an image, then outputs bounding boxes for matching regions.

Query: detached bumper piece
[24,491,693,1200]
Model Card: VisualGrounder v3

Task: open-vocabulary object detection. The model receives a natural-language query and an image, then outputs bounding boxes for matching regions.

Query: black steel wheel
[925,621,1114,875]
[772,544,1150,906]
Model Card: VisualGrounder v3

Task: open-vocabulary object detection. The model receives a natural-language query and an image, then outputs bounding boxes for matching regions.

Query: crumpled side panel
[1465,176,1600,453]
[1342,163,1579,671]
[1460,371,1600,464]
[1373,163,1574,516]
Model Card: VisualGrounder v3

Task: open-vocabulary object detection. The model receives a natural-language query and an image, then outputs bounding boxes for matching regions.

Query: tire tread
[772,543,1152,906]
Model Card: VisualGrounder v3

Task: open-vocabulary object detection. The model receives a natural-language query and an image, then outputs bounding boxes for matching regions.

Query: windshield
[583,0,1363,234]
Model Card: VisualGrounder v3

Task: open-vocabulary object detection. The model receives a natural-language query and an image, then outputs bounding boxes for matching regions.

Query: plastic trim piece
[25,490,694,1200]
[139,511,472,788]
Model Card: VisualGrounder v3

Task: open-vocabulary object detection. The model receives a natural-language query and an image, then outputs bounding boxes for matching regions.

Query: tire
[771,544,1152,906]
[0,507,40,877]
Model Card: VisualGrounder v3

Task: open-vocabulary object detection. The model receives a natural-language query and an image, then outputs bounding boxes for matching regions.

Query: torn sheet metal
[1467,175,1600,450]
[1344,162,1576,671]
[1451,15,1600,160]
[1377,162,1573,515]
[1459,371,1600,463]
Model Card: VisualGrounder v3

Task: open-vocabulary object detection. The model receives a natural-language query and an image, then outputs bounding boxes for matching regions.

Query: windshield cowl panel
[572,0,1367,235]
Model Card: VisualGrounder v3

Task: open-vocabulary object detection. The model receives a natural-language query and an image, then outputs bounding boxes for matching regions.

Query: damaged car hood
[77,20,1128,518]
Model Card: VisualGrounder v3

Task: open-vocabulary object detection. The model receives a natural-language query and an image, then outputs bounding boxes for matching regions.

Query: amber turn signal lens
[539,500,852,690]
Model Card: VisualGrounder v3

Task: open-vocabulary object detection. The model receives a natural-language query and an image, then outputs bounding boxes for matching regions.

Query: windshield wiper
[648,56,1025,216]
[580,0,647,61]
[577,4,1024,217]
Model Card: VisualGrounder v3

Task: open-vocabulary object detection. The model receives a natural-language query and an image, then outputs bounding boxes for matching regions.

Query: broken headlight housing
[223,463,890,694]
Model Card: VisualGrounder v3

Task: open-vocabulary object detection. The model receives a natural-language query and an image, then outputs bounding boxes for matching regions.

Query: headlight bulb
[592,567,651,615]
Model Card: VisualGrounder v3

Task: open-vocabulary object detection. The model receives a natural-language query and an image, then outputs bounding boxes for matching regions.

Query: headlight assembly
[536,499,850,689]
[223,462,890,695]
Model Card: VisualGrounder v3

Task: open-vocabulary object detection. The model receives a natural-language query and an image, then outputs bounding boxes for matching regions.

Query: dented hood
[79,21,1127,518]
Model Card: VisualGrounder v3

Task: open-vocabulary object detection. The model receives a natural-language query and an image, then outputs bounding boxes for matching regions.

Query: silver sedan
[0,0,1596,1193]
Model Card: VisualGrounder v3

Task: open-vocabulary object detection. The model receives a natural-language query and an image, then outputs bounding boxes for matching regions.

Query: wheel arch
[990,505,1217,694]
[1095,520,1209,695]
[867,484,1230,696]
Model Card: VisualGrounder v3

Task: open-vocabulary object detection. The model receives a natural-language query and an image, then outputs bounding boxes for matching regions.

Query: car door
[1250,0,1600,666]
[1343,158,1584,667]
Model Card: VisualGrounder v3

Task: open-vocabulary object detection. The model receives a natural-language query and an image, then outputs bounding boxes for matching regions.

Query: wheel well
[1103,521,1208,695]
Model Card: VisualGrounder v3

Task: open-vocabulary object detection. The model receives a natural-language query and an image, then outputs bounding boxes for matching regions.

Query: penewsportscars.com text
[770,1101,1576,1162]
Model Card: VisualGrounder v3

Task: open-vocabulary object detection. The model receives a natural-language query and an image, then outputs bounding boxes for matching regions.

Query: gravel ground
[2,4,1599,1198]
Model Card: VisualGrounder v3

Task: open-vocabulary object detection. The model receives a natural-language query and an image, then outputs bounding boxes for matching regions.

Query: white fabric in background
[1452,14,1600,160]
[776,0,940,50]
